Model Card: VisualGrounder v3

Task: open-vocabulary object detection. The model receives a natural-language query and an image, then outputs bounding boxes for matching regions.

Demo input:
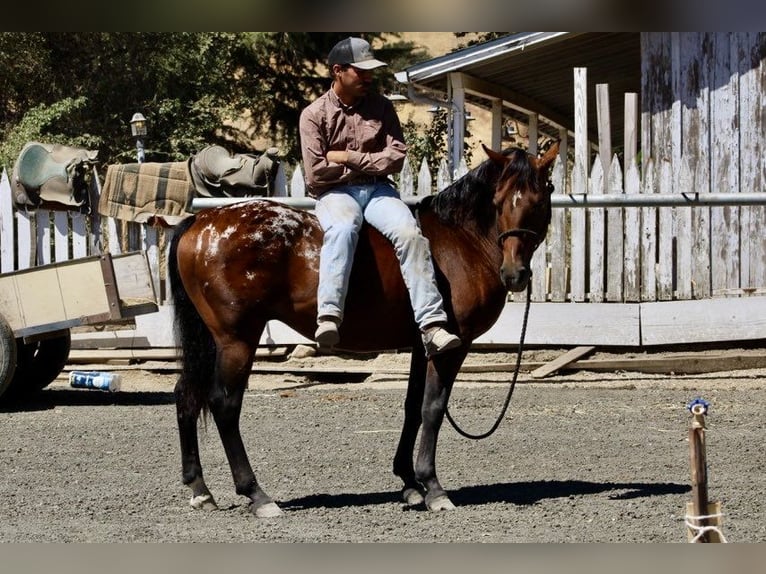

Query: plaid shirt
[299,88,407,197]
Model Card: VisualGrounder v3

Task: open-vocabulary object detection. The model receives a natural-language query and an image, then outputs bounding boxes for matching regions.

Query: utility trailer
[0,251,158,402]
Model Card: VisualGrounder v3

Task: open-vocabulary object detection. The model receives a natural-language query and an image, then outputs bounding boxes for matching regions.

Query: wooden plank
[675,158,693,299]
[740,32,766,291]
[63,350,766,379]
[111,252,157,303]
[83,287,766,350]
[0,256,111,332]
[588,156,605,302]
[548,146,568,302]
[606,155,624,301]
[622,91,639,303]
[530,120,546,302]
[683,33,712,299]
[88,167,104,255]
[34,210,48,265]
[530,234,547,302]
[641,296,766,344]
[691,158,711,298]
[477,302,641,346]
[640,33,654,182]
[54,211,69,262]
[15,210,32,270]
[570,67,588,302]
[67,346,289,363]
[642,34,671,304]
[141,226,161,305]
[640,158,657,300]
[131,305,317,347]
[71,212,88,259]
[623,154,641,301]
[710,32,740,296]
[596,83,611,186]
[527,113,538,155]
[71,331,152,349]
[670,34,693,301]
[657,159,673,300]
[111,300,646,349]
[0,169,15,273]
[531,345,595,379]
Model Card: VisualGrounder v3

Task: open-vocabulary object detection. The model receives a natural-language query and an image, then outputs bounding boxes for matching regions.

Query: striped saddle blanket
[98,162,195,226]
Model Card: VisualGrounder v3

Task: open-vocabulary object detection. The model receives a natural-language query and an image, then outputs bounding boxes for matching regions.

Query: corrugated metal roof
[397,32,641,144]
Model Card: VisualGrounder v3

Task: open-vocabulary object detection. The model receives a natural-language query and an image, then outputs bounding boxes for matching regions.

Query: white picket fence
[3,155,766,348]
[2,61,766,347]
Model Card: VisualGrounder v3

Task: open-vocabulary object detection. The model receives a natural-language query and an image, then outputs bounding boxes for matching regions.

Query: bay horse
[167,142,559,517]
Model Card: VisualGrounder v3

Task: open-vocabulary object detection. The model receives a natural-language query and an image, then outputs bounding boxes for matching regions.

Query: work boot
[315,317,340,350]
[422,326,461,356]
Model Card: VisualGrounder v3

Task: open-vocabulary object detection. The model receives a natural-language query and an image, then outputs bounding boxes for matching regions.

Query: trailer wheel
[5,330,71,400]
[0,314,18,400]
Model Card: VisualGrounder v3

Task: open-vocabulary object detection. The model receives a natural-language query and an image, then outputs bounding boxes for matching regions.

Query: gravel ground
[0,350,764,543]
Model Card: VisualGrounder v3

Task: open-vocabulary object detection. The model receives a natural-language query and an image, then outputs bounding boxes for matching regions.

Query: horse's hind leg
[175,375,218,511]
[209,339,283,518]
[393,348,427,506]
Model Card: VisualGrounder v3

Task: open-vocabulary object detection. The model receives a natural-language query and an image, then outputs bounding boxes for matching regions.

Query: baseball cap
[328,37,387,70]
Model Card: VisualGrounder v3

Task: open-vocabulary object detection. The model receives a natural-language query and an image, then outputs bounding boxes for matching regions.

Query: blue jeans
[314,181,448,330]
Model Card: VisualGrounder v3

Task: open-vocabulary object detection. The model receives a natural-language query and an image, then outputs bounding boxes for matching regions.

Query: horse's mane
[417,147,535,234]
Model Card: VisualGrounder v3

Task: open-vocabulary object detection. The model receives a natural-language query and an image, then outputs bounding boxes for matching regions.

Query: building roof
[395,32,641,145]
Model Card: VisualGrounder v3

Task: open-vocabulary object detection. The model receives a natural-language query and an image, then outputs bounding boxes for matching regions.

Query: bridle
[497,227,542,249]
[495,183,549,250]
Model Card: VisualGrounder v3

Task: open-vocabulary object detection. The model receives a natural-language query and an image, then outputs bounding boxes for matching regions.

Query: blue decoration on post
[687,397,710,415]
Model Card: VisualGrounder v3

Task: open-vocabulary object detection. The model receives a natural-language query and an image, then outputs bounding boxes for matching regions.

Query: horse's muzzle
[500,265,531,292]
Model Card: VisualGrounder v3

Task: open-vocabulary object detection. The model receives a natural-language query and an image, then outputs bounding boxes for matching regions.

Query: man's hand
[326,150,349,164]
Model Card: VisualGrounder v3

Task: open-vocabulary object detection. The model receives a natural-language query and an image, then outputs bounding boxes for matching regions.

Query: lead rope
[445,280,532,439]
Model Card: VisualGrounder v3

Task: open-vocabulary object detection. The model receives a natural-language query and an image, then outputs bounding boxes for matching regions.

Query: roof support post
[490,99,503,151]
[448,72,466,177]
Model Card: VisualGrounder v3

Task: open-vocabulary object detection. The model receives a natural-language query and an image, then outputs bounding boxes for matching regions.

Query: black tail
[168,215,215,416]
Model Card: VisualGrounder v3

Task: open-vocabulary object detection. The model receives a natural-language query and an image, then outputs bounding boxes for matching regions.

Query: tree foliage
[0,32,437,172]
[401,109,449,175]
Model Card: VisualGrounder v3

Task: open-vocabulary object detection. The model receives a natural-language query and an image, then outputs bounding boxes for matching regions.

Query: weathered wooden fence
[2,55,765,347]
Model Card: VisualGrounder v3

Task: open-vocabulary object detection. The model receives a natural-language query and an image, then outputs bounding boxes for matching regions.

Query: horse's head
[486,141,559,292]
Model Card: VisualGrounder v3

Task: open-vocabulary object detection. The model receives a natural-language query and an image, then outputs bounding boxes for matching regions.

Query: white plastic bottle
[68,371,122,392]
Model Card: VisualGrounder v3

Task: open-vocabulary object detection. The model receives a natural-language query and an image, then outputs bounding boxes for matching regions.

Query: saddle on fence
[11,141,98,212]
[188,145,280,198]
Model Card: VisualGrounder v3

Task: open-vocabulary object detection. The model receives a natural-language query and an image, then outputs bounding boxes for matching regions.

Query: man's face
[334,64,374,100]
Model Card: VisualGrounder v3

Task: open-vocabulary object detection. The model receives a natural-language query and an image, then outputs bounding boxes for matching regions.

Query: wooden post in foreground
[686,398,724,542]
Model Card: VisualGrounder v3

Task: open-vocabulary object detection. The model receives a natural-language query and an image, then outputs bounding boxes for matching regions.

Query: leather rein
[445,223,539,440]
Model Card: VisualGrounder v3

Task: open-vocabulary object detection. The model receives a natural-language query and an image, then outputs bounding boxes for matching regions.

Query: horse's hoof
[427,495,456,512]
[190,493,218,511]
[253,501,283,518]
[402,487,425,506]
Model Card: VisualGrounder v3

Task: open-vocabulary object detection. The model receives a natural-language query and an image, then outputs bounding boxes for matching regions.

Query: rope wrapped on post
[685,398,727,543]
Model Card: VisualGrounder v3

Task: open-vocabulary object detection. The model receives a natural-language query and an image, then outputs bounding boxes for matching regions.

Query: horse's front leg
[209,341,283,518]
[415,348,468,511]
[393,347,428,506]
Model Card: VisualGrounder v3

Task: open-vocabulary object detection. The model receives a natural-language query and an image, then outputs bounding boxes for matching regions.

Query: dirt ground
[0,348,764,543]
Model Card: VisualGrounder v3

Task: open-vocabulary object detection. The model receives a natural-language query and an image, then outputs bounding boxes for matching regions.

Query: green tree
[0,33,428,171]
[402,108,449,175]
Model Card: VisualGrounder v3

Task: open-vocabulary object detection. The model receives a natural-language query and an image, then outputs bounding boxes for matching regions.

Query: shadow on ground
[280,479,690,511]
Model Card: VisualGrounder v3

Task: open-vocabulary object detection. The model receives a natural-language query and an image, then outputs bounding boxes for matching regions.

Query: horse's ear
[482,143,507,165]
[537,141,560,173]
